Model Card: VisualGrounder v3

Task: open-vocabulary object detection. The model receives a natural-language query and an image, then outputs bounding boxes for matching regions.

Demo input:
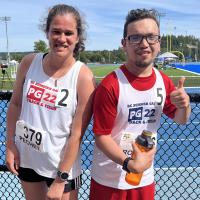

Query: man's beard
[135,59,154,68]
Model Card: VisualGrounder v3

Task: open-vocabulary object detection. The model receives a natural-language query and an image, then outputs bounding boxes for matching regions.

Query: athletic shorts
[89,178,155,200]
[18,167,82,192]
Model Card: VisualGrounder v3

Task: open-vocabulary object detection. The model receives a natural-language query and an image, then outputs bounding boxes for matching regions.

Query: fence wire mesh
[0,91,199,200]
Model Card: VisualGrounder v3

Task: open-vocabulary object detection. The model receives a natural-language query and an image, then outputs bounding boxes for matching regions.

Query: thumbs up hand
[177,76,185,89]
[170,77,190,109]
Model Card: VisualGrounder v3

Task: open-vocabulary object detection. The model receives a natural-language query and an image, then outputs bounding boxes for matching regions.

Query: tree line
[0,34,199,64]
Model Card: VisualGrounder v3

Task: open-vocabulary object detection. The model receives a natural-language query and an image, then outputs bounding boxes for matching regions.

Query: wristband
[122,157,133,173]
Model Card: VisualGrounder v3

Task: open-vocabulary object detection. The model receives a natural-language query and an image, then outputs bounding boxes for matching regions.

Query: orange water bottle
[125,130,155,186]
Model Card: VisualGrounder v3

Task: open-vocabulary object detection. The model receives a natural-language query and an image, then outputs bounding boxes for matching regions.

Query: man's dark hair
[123,9,160,38]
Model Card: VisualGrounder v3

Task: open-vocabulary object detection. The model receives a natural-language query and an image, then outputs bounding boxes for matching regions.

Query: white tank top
[91,67,166,189]
[15,53,82,179]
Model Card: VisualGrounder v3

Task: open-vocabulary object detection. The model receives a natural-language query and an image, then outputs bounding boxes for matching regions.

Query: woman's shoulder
[17,53,39,77]
[20,53,37,69]
[78,62,94,81]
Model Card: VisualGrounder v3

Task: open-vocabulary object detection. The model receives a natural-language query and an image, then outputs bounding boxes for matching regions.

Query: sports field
[91,64,200,88]
[90,64,200,78]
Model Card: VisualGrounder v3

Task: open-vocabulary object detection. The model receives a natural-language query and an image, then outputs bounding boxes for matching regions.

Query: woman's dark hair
[123,9,160,38]
[42,4,86,57]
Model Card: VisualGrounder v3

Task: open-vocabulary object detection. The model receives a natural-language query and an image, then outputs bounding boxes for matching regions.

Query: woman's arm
[6,54,35,174]
[47,64,95,198]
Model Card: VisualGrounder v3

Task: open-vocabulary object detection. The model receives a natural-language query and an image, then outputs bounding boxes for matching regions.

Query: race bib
[55,88,73,108]
[16,120,48,152]
[119,132,137,157]
[120,131,157,157]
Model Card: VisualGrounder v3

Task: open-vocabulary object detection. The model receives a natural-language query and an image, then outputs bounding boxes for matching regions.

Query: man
[90,9,190,200]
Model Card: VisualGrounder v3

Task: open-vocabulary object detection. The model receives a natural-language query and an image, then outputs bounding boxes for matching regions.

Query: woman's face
[47,14,79,58]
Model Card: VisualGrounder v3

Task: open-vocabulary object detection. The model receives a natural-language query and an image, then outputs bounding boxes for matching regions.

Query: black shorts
[18,167,82,192]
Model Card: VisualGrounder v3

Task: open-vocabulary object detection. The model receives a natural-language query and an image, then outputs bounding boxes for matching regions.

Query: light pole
[155,11,166,51]
[0,16,11,64]
[180,43,183,53]
[166,20,173,52]
[156,11,166,28]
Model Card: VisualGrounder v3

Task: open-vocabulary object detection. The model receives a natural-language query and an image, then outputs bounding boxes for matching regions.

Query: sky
[0,0,200,52]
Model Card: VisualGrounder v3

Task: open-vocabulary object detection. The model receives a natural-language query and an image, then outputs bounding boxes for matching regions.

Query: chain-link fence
[0,91,199,199]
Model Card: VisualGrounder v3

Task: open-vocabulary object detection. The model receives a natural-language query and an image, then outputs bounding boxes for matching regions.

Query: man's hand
[128,142,156,173]
[170,77,190,109]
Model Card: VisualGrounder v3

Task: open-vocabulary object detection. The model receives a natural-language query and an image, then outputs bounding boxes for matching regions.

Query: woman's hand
[46,178,65,200]
[6,142,20,175]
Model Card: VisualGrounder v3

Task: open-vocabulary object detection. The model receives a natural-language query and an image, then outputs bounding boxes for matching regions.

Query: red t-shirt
[93,65,177,135]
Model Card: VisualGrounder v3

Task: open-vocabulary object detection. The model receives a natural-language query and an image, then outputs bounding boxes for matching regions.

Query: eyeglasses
[126,34,161,45]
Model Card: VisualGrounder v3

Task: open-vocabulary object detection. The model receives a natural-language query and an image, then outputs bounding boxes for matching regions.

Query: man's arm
[95,134,156,174]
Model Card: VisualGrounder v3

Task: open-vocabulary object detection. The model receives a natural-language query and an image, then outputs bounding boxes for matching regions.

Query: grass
[0,68,15,91]
[90,65,199,77]
[90,66,119,77]
[90,65,200,87]
[160,68,199,76]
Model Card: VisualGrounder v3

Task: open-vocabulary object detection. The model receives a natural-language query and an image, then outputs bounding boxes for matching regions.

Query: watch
[122,157,133,173]
[57,170,69,181]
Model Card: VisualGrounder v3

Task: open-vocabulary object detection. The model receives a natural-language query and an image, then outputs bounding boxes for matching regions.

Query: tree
[34,40,48,53]
[11,53,23,62]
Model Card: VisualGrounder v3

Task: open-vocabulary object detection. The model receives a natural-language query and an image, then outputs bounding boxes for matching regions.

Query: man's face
[122,18,160,68]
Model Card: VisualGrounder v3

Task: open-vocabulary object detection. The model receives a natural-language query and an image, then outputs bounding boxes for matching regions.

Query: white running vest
[91,67,166,189]
[15,53,82,179]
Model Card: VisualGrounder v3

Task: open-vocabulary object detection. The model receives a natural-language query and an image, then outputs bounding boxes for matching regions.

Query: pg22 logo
[27,85,45,102]
[27,84,57,104]
[128,107,155,121]
[27,84,69,107]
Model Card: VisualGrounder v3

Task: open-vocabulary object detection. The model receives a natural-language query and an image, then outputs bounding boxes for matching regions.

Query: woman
[6,4,95,200]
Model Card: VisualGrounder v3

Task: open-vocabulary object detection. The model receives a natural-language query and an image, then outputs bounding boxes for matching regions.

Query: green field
[0,65,199,90]
[90,65,200,87]
[0,67,15,90]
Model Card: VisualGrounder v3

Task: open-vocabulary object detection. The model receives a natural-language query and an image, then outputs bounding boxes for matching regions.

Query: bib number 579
[23,126,42,145]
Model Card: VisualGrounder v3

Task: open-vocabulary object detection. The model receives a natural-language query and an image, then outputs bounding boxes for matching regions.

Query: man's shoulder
[156,69,175,89]
[100,71,118,88]
[156,69,171,80]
